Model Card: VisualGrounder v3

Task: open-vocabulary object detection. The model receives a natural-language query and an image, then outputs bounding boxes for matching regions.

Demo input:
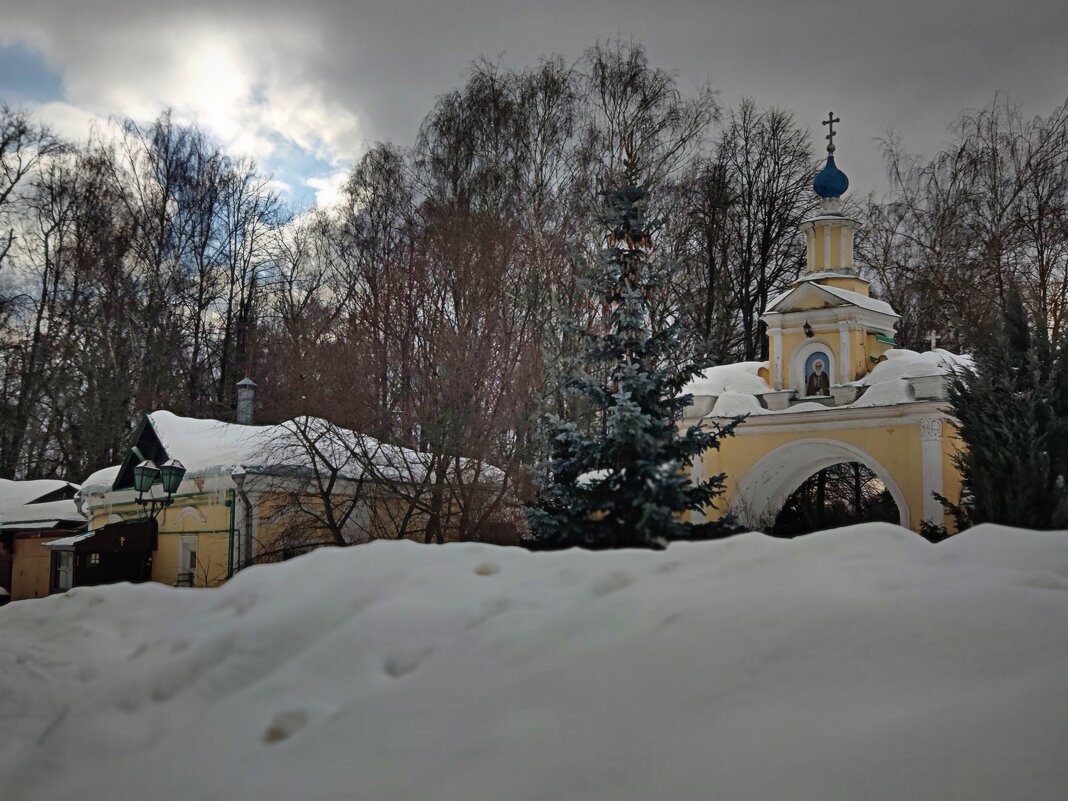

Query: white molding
[919,416,944,524]
[765,306,898,333]
[690,455,706,524]
[711,403,949,432]
[838,325,851,383]
[772,329,783,390]
[171,504,207,530]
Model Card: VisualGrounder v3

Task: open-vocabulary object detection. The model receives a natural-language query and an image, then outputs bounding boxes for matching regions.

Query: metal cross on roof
[823,111,841,153]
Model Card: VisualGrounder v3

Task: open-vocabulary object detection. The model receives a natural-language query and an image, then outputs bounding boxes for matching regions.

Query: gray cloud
[5,0,1068,197]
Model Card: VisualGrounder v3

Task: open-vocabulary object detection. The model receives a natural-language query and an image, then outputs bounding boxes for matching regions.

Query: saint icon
[806,357,831,396]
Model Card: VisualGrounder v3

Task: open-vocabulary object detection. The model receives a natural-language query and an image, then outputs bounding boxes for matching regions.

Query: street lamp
[230,466,253,575]
[134,458,186,518]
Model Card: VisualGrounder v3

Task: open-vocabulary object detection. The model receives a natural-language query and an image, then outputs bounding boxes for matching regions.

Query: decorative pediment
[765,282,897,318]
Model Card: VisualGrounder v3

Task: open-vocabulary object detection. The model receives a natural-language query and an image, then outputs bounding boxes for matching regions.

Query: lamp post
[231,466,253,573]
[134,458,186,518]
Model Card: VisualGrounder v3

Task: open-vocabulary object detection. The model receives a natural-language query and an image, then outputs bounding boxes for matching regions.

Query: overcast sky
[3,0,1067,207]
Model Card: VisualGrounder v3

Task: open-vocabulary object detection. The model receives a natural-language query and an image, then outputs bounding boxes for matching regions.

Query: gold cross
[823,111,841,152]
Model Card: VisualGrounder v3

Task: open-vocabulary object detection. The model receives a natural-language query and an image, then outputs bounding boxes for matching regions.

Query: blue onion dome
[813,154,849,199]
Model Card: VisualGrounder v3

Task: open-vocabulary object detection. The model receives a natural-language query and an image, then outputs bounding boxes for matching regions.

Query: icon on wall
[805,352,831,396]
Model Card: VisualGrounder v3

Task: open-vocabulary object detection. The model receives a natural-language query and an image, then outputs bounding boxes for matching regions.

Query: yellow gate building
[684,125,967,533]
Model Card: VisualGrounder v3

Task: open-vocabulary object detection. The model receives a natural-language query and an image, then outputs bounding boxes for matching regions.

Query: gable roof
[0,479,84,529]
[764,282,899,318]
[107,411,503,491]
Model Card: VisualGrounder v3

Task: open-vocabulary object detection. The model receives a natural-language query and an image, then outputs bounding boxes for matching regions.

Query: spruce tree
[527,155,741,549]
[943,287,1068,529]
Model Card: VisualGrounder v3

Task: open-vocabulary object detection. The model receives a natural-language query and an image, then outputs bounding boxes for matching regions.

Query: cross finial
[927,330,939,350]
[822,111,841,153]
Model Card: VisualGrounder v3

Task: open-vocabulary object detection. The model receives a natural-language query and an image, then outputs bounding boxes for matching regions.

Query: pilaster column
[919,416,944,525]
[690,454,707,523]
[771,328,783,390]
[838,325,851,384]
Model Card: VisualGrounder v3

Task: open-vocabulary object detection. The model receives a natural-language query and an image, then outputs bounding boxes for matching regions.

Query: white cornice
[704,400,950,432]
[762,305,897,335]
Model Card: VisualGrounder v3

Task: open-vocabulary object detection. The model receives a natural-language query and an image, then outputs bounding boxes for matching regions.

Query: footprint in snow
[263,709,308,744]
[383,646,434,678]
[591,571,633,597]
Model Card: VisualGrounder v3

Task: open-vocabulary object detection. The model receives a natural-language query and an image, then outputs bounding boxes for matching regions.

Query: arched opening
[731,438,910,530]
[770,462,900,537]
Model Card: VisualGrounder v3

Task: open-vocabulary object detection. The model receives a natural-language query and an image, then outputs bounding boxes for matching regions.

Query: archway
[731,438,909,530]
[770,462,900,537]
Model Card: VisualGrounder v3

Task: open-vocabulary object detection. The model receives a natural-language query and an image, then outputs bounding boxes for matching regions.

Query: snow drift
[2,524,1067,801]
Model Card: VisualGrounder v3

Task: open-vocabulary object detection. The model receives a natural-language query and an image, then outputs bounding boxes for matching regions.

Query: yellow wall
[11,535,58,600]
[703,417,957,531]
[86,487,364,589]
[88,492,237,589]
[771,326,890,390]
[821,276,868,294]
[807,219,857,272]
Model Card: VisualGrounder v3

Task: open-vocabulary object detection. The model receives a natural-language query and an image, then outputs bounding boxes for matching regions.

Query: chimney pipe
[236,377,257,424]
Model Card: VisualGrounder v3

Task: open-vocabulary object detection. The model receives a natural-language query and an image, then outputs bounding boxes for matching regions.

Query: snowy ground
[2,524,1067,801]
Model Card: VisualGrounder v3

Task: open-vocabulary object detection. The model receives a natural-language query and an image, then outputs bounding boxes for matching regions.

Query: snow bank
[2,525,1067,801]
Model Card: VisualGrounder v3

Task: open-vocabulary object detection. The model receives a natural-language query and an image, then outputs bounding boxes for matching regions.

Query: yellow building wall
[808,221,857,272]
[10,536,59,600]
[87,492,237,589]
[703,418,957,531]
[821,276,868,294]
[151,534,183,585]
[770,325,890,390]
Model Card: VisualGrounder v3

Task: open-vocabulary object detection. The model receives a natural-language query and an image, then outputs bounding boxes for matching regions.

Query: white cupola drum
[802,111,859,275]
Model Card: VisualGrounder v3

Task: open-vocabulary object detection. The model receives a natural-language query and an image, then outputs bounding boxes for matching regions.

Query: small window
[89,553,100,566]
[188,550,197,571]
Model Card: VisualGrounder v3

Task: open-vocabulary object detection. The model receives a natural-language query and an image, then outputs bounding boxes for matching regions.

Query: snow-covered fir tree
[527,154,741,549]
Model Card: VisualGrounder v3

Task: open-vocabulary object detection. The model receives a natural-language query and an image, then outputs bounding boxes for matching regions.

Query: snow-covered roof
[98,411,504,491]
[697,347,971,418]
[0,479,71,508]
[764,282,898,318]
[818,284,898,316]
[43,532,94,549]
[796,271,868,284]
[681,362,771,397]
[147,411,281,475]
[0,479,84,529]
[857,348,974,385]
[711,392,828,417]
[80,465,121,493]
